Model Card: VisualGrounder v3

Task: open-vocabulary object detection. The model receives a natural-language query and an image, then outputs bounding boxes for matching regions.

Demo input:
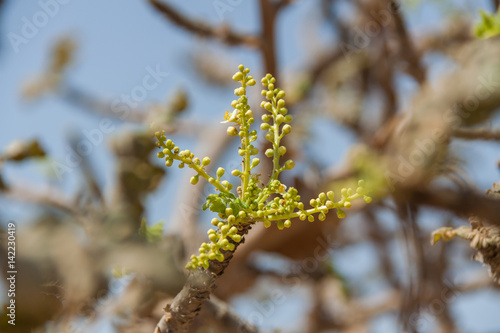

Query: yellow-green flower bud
[277,221,284,230]
[278,146,287,156]
[232,234,242,242]
[227,243,235,251]
[310,199,317,207]
[265,148,274,157]
[231,100,238,108]
[266,91,273,100]
[202,157,211,166]
[284,115,293,123]
[251,158,260,168]
[216,253,224,262]
[227,127,238,136]
[232,72,244,81]
[277,99,285,108]
[211,218,219,226]
[209,233,218,242]
[298,202,304,210]
[221,225,229,234]
[268,83,274,90]
[308,215,314,222]
[238,64,244,71]
[190,175,199,185]
[165,159,173,167]
[263,220,271,228]
[247,79,256,86]
[299,214,306,220]
[364,196,372,203]
[327,191,335,200]
[178,162,185,169]
[344,201,352,208]
[208,253,216,260]
[276,114,284,123]
[318,212,326,221]
[284,220,291,228]
[232,169,241,177]
[217,167,225,178]
[157,151,164,158]
[261,123,270,131]
[277,90,286,99]
[337,209,346,219]
[221,239,229,248]
[238,211,246,218]
[282,124,292,135]
[228,215,236,223]
[284,160,295,170]
[225,207,233,216]
[262,114,271,122]
[319,192,326,202]
[265,131,274,142]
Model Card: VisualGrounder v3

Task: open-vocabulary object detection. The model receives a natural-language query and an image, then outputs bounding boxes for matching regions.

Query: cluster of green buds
[154,65,371,270]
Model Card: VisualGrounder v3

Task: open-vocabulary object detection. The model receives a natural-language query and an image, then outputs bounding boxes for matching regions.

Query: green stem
[158,141,230,194]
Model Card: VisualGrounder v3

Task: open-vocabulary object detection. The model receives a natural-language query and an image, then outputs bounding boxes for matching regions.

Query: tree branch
[154,224,253,333]
[147,0,261,48]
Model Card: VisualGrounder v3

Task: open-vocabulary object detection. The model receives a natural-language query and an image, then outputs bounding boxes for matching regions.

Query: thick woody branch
[147,0,261,48]
[154,224,253,333]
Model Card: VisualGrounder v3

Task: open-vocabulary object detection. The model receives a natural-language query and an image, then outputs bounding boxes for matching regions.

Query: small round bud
[190,176,199,185]
[238,211,246,219]
[211,218,219,226]
[238,149,245,156]
[282,124,292,135]
[208,177,215,184]
[232,234,242,242]
[318,212,326,221]
[221,225,229,234]
[337,209,346,219]
[364,196,372,203]
[276,114,284,123]
[277,221,284,230]
[319,192,326,202]
[310,199,317,207]
[225,207,233,216]
[247,79,256,86]
[178,162,185,169]
[268,83,274,90]
[299,214,306,221]
[227,127,238,136]
[202,157,211,166]
[238,64,244,71]
[308,215,314,222]
[284,115,293,123]
[284,220,291,228]
[262,114,271,122]
[344,201,352,208]
[284,160,295,170]
[263,220,271,228]
[209,233,218,242]
[261,123,270,131]
[229,226,238,235]
[165,159,173,167]
[228,215,235,224]
[278,146,287,156]
[232,169,242,177]
[327,191,335,200]
[265,148,274,157]
[232,72,244,81]
[265,131,274,142]
[277,90,286,99]
[231,100,238,108]
[217,167,225,178]
[277,99,285,108]
[266,91,274,100]
[251,158,260,168]
[298,202,304,210]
